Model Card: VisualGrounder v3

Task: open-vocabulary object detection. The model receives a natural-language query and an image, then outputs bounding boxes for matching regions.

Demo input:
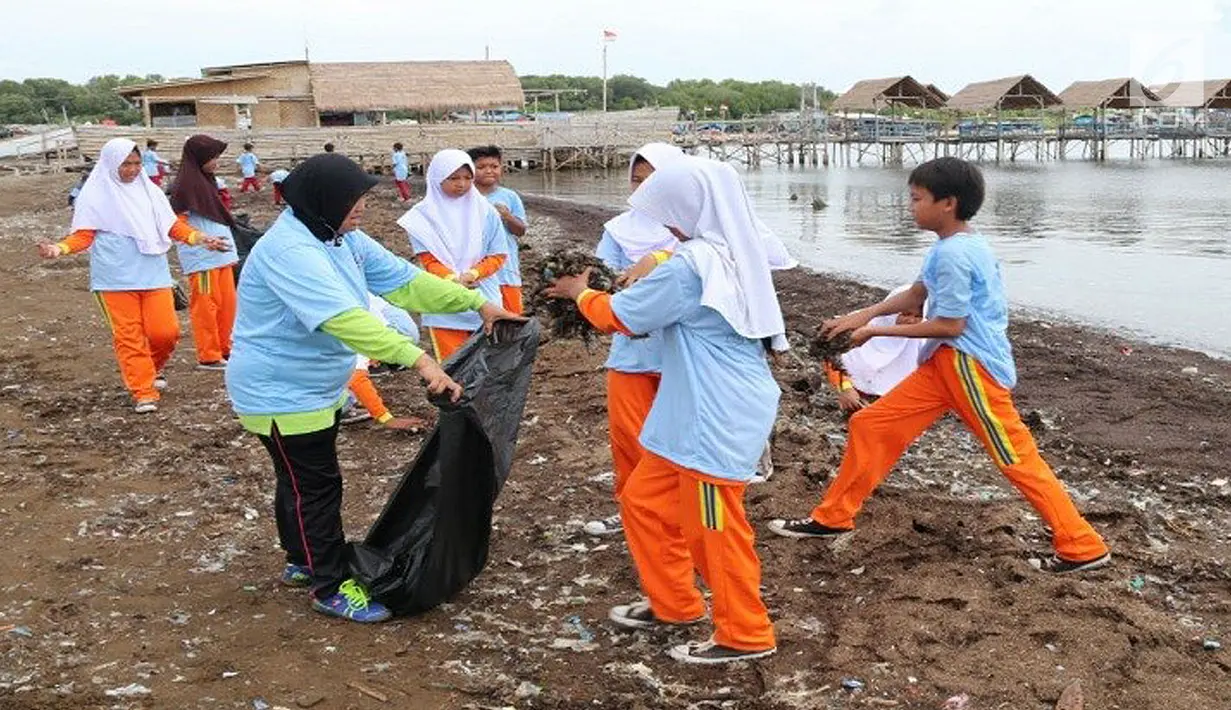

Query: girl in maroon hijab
[168,135,239,370]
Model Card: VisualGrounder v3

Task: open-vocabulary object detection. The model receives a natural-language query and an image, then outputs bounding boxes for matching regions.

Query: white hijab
[630,157,791,351]
[396,149,497,272]
[71,138,177,255]
[841,285,926,396]
[603,143,684,261]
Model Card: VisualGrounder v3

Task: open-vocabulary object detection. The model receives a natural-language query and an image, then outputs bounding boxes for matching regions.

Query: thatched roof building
[1058,79,1160,109]
[830,76,947,111]
[1152,79,1231,109]
[946,75,1062,111]
[119,59,525,128]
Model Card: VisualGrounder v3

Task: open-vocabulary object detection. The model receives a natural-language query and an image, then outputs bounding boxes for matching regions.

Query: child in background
[768,157,1111,574]
[397,149,507,361]
[215,176,233,212]
[343,295,427,430]
[237,143,261,192]
[392,142,412,202]
[269,168,290,206]
[545,157,788,664]
[468,145,527,314]
[825,285,925,413]
[582,142,683,537]
[68,172,87,207]
[142,139,169,187]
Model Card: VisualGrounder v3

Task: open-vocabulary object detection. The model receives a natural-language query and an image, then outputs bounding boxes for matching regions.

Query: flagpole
[602,41,608,113]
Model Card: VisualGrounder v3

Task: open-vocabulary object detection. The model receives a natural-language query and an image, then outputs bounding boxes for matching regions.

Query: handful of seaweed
[529,249,619,345]
[808,330,855,374]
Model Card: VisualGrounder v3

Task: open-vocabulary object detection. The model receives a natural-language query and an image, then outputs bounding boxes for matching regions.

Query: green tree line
[519,75,836,118]
[0,75,164,125]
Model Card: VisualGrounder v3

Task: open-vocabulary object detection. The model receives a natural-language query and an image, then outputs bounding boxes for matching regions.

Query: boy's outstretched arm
[823,281,928,337]
[849,314,964,346]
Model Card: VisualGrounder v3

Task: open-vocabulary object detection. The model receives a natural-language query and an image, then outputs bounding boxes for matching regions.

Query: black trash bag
[351,319,539,616]
[231,213,265,279]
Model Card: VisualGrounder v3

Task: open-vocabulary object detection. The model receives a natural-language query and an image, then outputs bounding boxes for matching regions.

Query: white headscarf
[71,138,177,255]
[630,157,791,351]
[396,149,497,272]
[840,285,926,396]
[603,143,684,261]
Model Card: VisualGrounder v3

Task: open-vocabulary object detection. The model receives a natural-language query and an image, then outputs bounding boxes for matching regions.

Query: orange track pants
[348,368,389,420]
[188,266,237,363]
[812,346,1108,562]
[606,370,660,499]
[622,451,775,651]
[500,285,524,315]
[94,289,180,401]
[428,327,473,363]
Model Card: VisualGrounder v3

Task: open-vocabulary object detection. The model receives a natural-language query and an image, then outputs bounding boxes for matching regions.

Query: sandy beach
[1,172,1228,709]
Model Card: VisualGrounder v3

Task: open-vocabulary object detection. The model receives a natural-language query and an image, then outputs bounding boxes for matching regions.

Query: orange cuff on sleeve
[418,252,455,279]
[58,229,97,254]
[169,217,201,245]
[470,254,507,280]
[577,289,634,336]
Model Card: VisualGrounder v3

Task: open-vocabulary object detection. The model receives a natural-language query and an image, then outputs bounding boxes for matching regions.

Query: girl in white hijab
[398,149,507,361]
[37,137,226,413]
[583,142,685,538]
[545,157,787,665]
[829,285,926,412]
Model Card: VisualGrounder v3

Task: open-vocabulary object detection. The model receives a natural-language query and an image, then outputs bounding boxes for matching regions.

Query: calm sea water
[505,161,1231,357]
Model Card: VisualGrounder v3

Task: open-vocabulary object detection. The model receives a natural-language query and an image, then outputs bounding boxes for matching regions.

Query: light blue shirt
[236,152,260,178]
[87,231,174,291]
[596,229,663,374]
[918,232,1017,389]
[410,210,506,331]
[611,258,780,481]
[176,212,238,275]
[482,186,525,287]
[391,151,410,181]
[226,210,419,415]
[141,149,162,176]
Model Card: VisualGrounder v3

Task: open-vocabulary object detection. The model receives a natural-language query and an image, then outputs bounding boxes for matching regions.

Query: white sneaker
[668,637,776,665]
[134,400,158,414]
[609,600,704,630]
[153,373,168,391]
[583,513,623,536]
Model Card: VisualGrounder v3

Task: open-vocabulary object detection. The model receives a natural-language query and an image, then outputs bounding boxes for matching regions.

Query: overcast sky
[5,0,1230,94]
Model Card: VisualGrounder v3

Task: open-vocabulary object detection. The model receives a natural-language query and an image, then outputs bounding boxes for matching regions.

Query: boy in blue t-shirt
[770,157,1110,574]
[237,143,261,193]
[468,145,527,314]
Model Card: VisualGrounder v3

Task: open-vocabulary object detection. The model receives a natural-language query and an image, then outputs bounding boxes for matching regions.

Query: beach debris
[529,249,618,345]
[104,683,151,698]
[809,330,855,374]
[1054,680,1083,710]
[252,699,271,710]
[1181,366,1199,375]
[563,614,595,642]
[346,680,388,703]
[789,193,799,201]
[943,693,971,709]
[515,681,543,699]
[6,625,33,638]
[1128,575,1146,592]
[840,678,865,692]
[811,197,827,211]
[1203,639,1221,651]
[295,694,326,708]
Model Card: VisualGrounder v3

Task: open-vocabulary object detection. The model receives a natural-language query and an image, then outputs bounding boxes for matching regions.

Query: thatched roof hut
[309,61,524,113]
[1152,79,1231,109]
[830,76,947,111]
[1058,79,1160,109]
[946,75,1061,111]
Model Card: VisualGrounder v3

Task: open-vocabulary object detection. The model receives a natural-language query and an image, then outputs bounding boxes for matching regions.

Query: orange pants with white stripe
[606,370,660,499]
[94,289,180,402]
[622,451,776,651]
[428,327,473,363]
[188,266,237,364]
[811,346,1108,562]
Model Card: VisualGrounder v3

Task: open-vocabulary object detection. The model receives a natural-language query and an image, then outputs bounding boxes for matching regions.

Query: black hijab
[169,134,234,226]
[280,153,379,243]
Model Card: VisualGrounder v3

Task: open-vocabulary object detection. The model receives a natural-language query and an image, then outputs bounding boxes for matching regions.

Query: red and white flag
[602,29,618,42]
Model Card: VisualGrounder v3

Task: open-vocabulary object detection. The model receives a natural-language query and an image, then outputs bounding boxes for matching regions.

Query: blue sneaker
[312,580,391,623]
[280,564,313,588]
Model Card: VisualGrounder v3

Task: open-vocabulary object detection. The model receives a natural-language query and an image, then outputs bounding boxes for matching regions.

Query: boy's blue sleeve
[510,191,527,221]
[928,248,973,318]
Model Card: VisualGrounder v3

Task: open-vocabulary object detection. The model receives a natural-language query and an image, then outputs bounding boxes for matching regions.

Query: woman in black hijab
[225,153,522,624]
